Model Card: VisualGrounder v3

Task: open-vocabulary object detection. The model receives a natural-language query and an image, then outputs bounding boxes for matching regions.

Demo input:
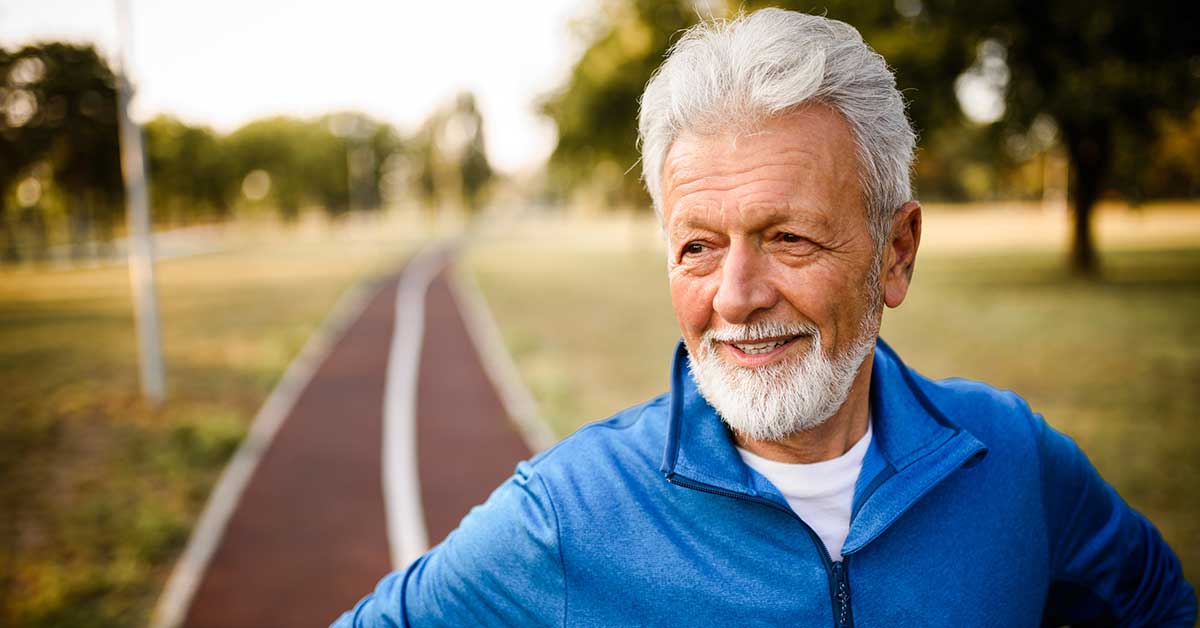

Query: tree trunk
[95,203,116,260]
[68,186,91,260]
[26,206,49,262]
[0,206,20,263]
[1063,121,1112,277]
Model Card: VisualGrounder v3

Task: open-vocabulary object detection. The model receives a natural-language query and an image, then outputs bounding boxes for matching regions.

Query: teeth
[732,339,789,354]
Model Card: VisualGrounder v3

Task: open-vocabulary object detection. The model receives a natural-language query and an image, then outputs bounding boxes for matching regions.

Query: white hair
[638,8,916,246]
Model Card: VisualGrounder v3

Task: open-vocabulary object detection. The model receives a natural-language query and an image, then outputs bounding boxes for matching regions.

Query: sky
[0,0,591,174]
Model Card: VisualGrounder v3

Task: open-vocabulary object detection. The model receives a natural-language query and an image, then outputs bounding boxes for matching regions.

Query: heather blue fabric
[333,339,1196,627]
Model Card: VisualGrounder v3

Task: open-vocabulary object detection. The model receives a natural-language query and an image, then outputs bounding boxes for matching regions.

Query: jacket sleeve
[331,462,565,628]
[1036,416,1196,627]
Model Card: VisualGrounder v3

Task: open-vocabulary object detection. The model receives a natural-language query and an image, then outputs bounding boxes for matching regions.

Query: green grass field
[466,204,1200,584]
[0,212,418,627]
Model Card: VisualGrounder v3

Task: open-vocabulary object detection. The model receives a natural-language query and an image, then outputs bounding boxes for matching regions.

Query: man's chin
[689,334,874,443]
[691,364,829,441]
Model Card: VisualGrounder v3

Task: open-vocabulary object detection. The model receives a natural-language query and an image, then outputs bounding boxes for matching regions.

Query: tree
[928,0,1195,274]
[144,116,234,221]
[225,117,325,218]
[0,48,30,261]
[448,93,492,214]
[757,0,1200,274]
[0,39,408,257]
[545,0,1200,274]
[408,92,493,216]
[20,43,124,255]
[324,111,404,212]
[540,0,695,208]
[0,43,124,260]
[224,114,400,219]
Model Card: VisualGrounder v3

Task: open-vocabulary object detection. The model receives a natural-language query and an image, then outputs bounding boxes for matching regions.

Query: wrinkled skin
[660,105,921,463]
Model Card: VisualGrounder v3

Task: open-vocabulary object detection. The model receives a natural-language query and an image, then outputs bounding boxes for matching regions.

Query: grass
[0,211,421,627]
[465,204,1200,585]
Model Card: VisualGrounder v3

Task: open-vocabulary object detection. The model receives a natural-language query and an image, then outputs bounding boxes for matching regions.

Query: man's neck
[734,354,874,464]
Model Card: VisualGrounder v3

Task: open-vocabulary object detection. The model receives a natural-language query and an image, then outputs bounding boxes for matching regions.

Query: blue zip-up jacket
[335,339,1196,627]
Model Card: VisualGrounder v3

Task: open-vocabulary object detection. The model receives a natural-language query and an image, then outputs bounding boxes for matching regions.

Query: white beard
[687,314,878,442]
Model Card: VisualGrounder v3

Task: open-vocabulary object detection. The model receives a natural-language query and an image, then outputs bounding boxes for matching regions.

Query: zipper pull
[832,561,852,627]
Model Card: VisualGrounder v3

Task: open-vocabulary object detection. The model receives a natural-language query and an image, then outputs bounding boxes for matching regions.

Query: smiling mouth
[726,335,804,355]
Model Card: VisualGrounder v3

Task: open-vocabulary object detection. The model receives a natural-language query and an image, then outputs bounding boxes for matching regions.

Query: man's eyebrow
[671,205,830,235]
[668,211,725,240]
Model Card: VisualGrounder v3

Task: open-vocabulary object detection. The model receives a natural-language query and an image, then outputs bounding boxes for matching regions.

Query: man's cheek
[672,282,705,326]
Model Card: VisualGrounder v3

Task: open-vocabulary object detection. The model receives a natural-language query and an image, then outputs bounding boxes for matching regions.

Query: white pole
[115,0,166,405]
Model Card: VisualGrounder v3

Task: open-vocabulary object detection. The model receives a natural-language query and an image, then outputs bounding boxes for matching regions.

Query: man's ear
[883,201,921,308]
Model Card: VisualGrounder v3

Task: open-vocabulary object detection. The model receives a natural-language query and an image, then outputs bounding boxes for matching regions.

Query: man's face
[661,105,883,439]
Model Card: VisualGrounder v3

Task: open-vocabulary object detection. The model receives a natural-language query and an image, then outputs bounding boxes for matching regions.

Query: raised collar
[660,338,987,554]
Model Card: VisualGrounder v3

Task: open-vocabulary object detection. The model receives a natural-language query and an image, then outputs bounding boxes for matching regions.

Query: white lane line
[148,278,383,628]
[382,241,456,569]
[448,264,558,453]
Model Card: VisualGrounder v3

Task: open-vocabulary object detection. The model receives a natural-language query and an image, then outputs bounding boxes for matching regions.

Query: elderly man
[336,9,1195,626]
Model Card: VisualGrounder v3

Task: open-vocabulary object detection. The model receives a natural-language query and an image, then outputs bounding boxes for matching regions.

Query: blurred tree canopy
[1,43,123,261]
[541,0,695,208]
[0,43,497,265]
[408,92,493,216]
[143,116,232,221]
[794,0,1200,273]
[542,0,1200,273]
[223,114,397,219]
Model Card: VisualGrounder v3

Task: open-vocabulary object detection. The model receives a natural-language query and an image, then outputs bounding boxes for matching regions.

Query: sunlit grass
[465,204,1200,584]
[0,211,420,627]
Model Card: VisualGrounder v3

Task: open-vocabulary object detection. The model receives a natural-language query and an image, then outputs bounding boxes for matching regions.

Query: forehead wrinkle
[666,157,819,215]
[668,200,725,237]
[667,142,826,187]
[673,201,830,240]
[663,144,836,217]
[668,160,824,217]
[662,108,866,232]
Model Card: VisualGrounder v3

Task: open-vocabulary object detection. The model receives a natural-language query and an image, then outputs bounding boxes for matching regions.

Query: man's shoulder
[884,346,1044,448]
[517,393,671,490]
[922,373,1035,421]
[529,392,672,466]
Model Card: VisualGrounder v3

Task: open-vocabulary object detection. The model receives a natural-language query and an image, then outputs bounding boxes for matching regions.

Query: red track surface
[417,271,532,545]
[180,268,533,627]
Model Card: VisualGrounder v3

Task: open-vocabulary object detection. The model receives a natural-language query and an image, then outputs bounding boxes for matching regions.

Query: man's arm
[331,462,565,628]
[1036,416,1196,626]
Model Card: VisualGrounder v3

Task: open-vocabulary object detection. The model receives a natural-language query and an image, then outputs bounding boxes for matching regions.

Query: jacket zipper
[831,560,852,628]
[666,473,853,628]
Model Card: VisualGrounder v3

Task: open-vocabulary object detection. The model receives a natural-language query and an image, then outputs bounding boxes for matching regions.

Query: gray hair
[637,8,916,246]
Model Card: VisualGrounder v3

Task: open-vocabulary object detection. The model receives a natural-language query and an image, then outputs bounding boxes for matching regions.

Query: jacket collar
[661,338,987,555]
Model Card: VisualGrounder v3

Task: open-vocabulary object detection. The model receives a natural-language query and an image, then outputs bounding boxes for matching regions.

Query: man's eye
[780,232,804,243]
[683,242,706,256]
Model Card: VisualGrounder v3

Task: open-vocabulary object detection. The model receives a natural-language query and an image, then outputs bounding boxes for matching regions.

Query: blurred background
[1,0,1197,625]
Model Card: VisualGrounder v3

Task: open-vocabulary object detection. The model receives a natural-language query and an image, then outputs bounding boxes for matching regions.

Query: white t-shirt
[736,421,872,562]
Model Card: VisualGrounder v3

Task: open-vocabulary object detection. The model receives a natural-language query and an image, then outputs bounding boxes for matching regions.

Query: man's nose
[712,240,777,324]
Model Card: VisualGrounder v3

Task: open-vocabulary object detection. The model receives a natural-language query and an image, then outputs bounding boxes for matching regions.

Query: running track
[153,248,542,627]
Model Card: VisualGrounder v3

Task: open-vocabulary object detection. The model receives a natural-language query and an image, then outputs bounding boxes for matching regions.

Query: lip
[720,334,808,368]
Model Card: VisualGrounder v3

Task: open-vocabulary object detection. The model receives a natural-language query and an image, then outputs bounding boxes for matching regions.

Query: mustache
[702,320,820,344]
